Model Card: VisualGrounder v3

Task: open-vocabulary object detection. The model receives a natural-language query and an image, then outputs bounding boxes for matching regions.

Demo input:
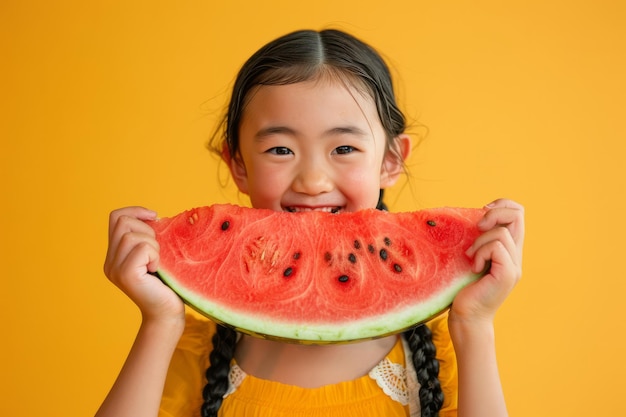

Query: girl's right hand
[103,207,185,323]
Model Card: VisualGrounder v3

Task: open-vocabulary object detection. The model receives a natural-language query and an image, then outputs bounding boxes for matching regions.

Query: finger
[471,238,521,283]
[107,213,157,261]
[479,201,525,244]
[110,238,161,287]
[117,231,160,270]
[484,198,524,211]
[108,207,157,241]
[110,245,162,306]
[466,225,519,265]
[469,241,520,312]
[105,213,158,276]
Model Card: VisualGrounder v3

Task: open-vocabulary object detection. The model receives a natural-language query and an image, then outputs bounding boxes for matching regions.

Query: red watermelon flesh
[149,204,486,343]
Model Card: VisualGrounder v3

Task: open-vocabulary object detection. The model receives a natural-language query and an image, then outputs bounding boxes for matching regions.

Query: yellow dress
[160,309,458,417]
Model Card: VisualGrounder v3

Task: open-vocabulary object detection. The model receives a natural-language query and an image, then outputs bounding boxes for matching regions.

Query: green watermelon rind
[157,268,483,344]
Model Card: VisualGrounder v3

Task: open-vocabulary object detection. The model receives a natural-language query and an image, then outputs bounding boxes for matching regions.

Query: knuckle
[494,239,508,252]
[137,240,155,253]
[118,230,136,247]
[495,226,510,238]
[117,214,135,228]
[109,208,130,227]
[108,209,120,223]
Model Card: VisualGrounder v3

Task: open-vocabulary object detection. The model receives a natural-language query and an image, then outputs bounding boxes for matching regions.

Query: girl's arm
[95,318,184,417]
[450,199,525,417]
[96,207,186,417]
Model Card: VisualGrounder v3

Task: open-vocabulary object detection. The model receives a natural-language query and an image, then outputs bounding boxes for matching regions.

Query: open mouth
[284,206,342,214]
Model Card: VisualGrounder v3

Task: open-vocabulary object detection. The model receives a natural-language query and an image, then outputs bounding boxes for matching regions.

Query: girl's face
[227,79,408,213]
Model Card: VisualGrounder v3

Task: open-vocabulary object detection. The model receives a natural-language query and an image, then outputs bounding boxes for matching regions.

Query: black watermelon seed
[393,264,402,273]
[427,220,436,227]
[338,275,349,283]
[324,252,332,262]
[221,221,230,231]
[354,240,361,250]
[293,252,301,260]
[379,248,388,261]
[384,237,392,246]
[283,267,293,277]
[348,253,357,263]
[368,244,375,254]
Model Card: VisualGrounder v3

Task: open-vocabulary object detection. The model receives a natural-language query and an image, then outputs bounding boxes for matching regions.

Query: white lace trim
[368,357,409,405]
[223,363,247,398]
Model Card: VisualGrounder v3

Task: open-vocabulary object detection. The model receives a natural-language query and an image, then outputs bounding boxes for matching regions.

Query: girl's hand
[103,207,185,323]
[450,199,525,325]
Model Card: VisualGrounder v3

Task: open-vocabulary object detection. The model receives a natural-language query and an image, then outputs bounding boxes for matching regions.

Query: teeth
[285,207,342,213]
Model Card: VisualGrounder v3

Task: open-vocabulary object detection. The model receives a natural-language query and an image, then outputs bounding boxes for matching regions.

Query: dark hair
[201,325,237,416]
[209,28,406,163]
[202,29,441,416]
[404,325,445,417]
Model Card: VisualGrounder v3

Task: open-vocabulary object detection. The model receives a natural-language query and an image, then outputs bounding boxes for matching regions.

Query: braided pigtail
[376,189,388,211]
[201,324,237,417]
[404,325,444,417]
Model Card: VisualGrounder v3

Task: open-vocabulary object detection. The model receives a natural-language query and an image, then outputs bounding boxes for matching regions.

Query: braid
[404,325,444,417]
[376,189,388,211]
[201,324,237,417]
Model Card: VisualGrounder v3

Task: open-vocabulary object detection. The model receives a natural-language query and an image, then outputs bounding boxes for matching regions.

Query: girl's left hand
[450,198,525,324]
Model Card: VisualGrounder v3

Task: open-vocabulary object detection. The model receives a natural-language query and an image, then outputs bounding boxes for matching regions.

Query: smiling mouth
[284,206,342,214]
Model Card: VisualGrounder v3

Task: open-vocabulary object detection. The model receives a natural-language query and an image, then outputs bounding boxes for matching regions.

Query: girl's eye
[334,145,356,155]
[267,147,293,155]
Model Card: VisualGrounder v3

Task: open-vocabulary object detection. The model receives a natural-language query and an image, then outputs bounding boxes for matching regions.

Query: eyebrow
[254,125,369,140]
[327,126,369,137]
[255,126,296,139]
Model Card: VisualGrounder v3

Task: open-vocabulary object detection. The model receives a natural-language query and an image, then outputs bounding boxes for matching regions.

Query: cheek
[339,167,383,205]
[343,168,378,185]
[342,151,385,187]
[246,164,290,197]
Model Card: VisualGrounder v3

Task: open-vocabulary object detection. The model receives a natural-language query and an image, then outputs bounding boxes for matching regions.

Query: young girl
[98,29,524,417]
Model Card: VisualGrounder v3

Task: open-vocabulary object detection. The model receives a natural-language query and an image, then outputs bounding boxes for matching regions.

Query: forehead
[242,78,381,128]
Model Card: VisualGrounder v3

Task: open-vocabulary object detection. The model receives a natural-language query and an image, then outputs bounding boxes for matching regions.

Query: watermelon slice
[149,204,486,343]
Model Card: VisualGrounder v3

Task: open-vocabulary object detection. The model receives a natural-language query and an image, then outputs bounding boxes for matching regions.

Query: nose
[291,160,334,195]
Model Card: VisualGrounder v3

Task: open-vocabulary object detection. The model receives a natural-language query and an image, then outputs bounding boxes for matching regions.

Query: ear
[221,143,250,195]
[380,134,411,188]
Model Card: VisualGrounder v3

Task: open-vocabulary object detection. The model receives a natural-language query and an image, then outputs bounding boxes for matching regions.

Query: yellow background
[2,1,625,415]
